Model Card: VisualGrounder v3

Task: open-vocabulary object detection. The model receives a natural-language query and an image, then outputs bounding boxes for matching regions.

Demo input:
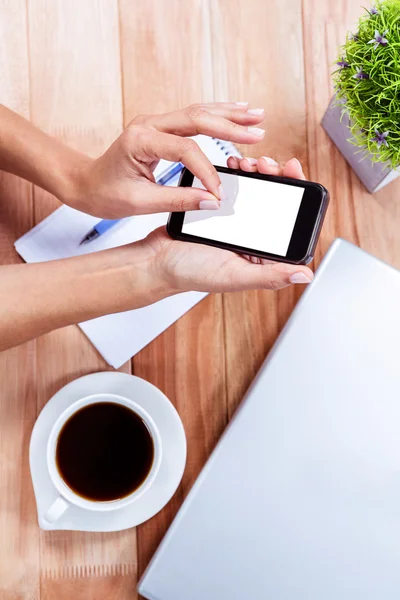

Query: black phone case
[167,167,329,265]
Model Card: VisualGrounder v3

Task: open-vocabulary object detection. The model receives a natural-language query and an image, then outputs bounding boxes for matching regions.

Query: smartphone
[167,166,329,265]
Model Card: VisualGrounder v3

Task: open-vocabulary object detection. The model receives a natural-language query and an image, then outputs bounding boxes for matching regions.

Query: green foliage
[333,0,400,167]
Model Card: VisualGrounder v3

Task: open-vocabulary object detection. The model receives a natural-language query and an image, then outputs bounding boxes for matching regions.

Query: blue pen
[79,162,184,245]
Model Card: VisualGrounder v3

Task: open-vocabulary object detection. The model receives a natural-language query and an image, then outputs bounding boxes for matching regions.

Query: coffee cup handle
[44,496,69,523]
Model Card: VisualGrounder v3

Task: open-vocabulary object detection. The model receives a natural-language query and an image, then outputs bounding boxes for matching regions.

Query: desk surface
[1,1,400,599]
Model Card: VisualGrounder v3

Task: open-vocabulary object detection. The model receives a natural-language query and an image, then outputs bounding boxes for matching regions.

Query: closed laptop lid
[139,239,400,600]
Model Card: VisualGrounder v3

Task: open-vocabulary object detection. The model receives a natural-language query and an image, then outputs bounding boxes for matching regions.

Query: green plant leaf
[333,0,400,167]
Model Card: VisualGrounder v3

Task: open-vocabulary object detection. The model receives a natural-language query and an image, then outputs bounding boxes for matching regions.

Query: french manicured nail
[218,183,227,201]
[290,158,302,169]
[248,127,265,138]
[289,272,313,284]
[262,156,279,166]
[235,101,248,106]
[247,108,264,116]
[244,157,258,166]
[199,199,220,210]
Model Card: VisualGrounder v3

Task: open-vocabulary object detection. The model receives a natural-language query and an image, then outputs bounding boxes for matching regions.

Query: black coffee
[56,402,154,502]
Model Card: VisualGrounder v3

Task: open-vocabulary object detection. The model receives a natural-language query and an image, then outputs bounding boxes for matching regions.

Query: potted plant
[322,0,400,192]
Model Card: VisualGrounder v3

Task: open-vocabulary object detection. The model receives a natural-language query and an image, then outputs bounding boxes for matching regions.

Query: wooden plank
[131,298,227,571]
[26,1,137,598]
[28,0,123,157]
[302,0,361,265]
[118,0,228,577]
[120,0,214,122]
[0,2,39,599]
[210,0,309,418]
[302,0,400,269]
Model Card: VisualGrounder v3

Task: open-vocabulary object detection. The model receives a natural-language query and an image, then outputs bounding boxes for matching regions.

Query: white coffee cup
[44,392,162,523]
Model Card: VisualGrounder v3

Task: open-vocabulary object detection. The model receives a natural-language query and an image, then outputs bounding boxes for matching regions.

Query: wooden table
[1,1,400,598]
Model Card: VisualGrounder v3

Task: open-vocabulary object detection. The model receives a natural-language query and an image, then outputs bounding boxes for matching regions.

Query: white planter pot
[321,96,400,193]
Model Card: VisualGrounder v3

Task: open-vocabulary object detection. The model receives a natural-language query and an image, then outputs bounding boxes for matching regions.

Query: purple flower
[371,130,389,148]
[337,57,350,68]
[368,29,388,49]
[353,66,370,80]
[370,6,379,14]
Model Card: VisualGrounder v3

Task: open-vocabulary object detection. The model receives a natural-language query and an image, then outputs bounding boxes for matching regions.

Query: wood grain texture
[119,0,214,121]
[302,0,400,269]
[26,1,136,598]
[210,0,308,417]
[132,298,228,573]
[1,0,400,597]
[0,3,39,599]
[118,0,228,577]
[28,0,123,155]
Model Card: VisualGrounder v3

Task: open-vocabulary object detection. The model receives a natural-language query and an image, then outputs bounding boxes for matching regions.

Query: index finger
[133,104,265,144]
[132,127,221,198]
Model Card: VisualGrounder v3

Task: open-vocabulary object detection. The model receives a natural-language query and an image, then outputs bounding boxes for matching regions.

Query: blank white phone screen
[182,172,305,256]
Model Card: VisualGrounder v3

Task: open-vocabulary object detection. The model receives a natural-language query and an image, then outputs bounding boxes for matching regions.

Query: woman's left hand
[139,157,313,292]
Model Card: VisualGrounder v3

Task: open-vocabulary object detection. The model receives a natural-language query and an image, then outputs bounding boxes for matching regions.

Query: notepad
[15,136,241,368]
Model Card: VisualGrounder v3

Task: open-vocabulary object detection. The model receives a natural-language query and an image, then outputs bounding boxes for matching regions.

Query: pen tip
[79,230,100,246]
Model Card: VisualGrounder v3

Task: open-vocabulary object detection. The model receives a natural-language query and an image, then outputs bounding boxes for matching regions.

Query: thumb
[223,260,314,292]
[132,180,220,214]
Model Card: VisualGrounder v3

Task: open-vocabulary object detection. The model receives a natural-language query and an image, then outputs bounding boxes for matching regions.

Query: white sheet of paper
[15,136,241,368]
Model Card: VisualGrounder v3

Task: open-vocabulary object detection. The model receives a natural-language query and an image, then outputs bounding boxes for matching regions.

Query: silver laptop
[139,239,400,600]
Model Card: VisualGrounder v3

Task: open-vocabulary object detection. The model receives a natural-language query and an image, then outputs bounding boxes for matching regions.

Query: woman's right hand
[64,102,266,218]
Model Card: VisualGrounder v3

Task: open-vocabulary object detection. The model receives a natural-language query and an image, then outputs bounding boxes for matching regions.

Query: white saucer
[29,372,187,531]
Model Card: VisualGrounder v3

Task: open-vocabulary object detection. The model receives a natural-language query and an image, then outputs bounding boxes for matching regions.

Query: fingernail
[261,156,279,166]
[290,158,302,169]
[248,127,265,138]
[199,199,220,210]
[218,183,227,201]
[289,272,313,284]
[247,108,264,116]
[245,157,258,166]
[235,101,248,106]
